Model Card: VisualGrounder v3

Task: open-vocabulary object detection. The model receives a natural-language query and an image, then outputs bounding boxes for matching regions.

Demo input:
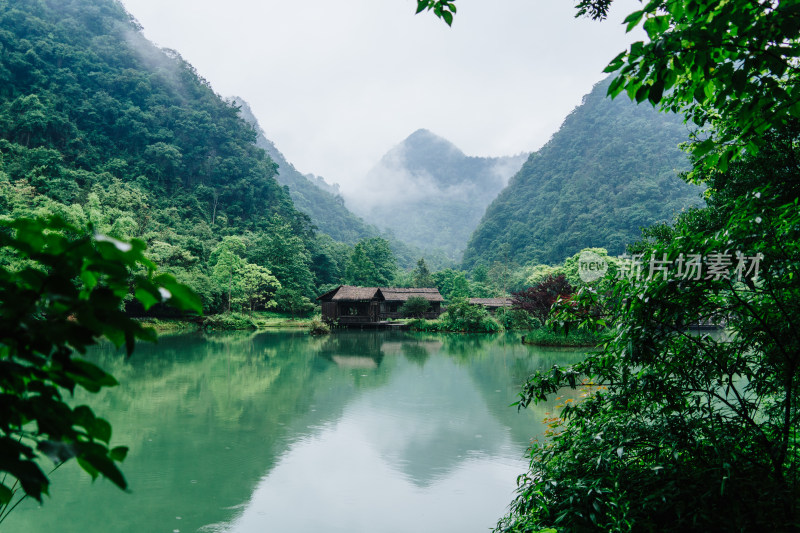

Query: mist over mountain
[233,97,379,245]
[231,100,454,270]
[462,77,703,269]
[347,129,527,260]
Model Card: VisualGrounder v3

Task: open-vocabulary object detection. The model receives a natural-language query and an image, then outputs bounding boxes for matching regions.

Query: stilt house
[317,285,444,325]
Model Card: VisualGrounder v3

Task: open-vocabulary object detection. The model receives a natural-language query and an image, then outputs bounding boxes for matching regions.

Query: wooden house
[317,286,381,325]
[317,285,444,325]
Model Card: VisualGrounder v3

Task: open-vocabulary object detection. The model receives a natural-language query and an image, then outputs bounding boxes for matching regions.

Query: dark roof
[379,288,444,303]
[316,285,380,301]
[469,298,513,307]
[317,286,444,303]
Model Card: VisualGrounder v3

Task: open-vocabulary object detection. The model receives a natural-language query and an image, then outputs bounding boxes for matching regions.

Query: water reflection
[8,330,586,533]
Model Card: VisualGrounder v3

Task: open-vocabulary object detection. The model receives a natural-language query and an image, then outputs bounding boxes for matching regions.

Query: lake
[8,329,586,533]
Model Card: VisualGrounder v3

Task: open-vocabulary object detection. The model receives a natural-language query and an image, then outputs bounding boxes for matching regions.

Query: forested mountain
[350,129,527,260]
[462,78,703,269]
[233,98,380,245]
[0,0,337,310]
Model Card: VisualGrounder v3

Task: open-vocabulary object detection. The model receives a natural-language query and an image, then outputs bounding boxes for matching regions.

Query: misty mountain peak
[350,130,528,260]
[396,129,465,167]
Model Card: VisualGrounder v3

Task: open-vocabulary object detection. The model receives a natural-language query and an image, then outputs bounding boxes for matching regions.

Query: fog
[120,0,644,196]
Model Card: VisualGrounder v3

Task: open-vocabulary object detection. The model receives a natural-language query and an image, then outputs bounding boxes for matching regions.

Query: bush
[202,312,257,330]
[494,307,541,330]
[511,275,573,323]
[440,299,502,333]
[521,326,600,346]
[407,318,445,332]
[273,288,316,317]
[308,317,330,335]
[399,296,431,318]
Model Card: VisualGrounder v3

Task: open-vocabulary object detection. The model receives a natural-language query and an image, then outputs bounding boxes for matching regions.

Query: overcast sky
[119,0,642,192]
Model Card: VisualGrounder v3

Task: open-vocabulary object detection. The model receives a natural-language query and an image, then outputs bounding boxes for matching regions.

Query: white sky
[119,0,642,192]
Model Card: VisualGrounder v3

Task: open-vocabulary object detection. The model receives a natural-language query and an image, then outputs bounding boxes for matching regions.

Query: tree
[399,296,431,318]
[274,287,315,318]
[209,236,246,313]
[0,216,201,519]
[511,275,573,324]
[417,1,800,529]
[237,262,280,313]
[440,298,501,333]
[499,172,800,530]
[431,268,471,300]
[412,258,435,287]
[248,217,315,297]
[345,237,397,287]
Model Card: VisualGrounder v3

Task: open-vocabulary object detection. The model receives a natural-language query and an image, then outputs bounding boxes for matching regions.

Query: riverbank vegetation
[0,217,202,516]
[413,0,800,529]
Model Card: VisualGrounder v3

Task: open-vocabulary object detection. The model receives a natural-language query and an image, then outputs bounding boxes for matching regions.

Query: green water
[7,330,586,533]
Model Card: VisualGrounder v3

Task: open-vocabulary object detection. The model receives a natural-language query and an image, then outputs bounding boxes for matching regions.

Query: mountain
[348,129,527,260]
[462,78,703,269]
[231,100,455,270]
[0,0,322,308]
[232,98,380,245]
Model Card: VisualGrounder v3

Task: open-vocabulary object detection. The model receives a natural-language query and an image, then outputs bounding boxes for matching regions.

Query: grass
[136,317,199,332]
[249,311,317,328]
[138,311,318,331]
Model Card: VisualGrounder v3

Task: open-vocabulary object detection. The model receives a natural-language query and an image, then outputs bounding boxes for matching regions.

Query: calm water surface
[9,330,585,533]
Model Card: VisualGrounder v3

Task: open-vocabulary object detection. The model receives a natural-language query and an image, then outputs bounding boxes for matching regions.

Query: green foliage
[412,258,435,288]
[345,237,397,287]
[0,0,329,319]
[462,77,702,269]
[307,316,331,336]
[494,307,541,331]
[415,0,457,26]
[432,268,471,301]
[208,237,280,314]
[0,216,200,515]
[273,288,316,318]
[497,136,800,531]
[519,327,599,347]
[595,0,800,175]
[201,312,258,331]
[407,299,502,333]
[406,318,443,332]
[399,296,431,318]
[246,218,314,296]
[440,299,502,333]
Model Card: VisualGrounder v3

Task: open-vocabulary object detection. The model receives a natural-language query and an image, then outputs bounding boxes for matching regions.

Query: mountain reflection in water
[9,330,586,533]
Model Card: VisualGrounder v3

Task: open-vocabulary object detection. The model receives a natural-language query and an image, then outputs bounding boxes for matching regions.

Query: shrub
[399,296,431,318]
[202,312,257,330]
[440,299,502,333]
[494,307,541,330]
[521,327,600,346]
[511,275,573,323]
[308,317,330,335]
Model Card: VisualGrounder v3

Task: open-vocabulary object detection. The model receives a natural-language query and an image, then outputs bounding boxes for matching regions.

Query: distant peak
[408,128,434,137]
[405,128,442,143]
[401,128,463,155]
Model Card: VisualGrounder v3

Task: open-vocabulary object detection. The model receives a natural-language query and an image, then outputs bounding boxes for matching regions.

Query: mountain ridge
[348,129,528,260]
[232,97,380,246]
[462,77,703,269]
